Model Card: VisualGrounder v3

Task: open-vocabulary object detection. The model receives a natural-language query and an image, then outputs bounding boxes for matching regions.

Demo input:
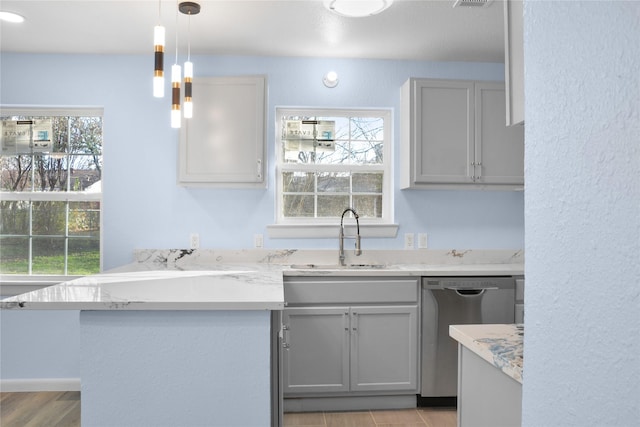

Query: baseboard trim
[0,378,81,392]
[284,394,416,412]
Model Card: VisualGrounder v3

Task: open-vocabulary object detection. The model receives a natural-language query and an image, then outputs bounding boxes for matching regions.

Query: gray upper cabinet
[474,82,525,185]
[504,0,525,126]
[178,76,266,187]
[400,78,524,190]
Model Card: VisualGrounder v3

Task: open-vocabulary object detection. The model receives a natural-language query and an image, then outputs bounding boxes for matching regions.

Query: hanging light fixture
[170,2,182,129]
[153,1,200,127]
[153,1,165,98]
[179,2,200,119]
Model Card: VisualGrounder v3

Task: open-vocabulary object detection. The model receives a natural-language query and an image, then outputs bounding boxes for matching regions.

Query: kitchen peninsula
[450,324,524,427]
[1,249,524,427]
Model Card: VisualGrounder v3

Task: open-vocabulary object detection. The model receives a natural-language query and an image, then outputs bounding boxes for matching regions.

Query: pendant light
[171,2,182,129]
[179,2,200,119]
[153,1,165,98]
[154,1,200,127]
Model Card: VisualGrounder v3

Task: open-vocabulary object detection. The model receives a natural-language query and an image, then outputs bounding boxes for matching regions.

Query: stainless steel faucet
[339,208,361,266]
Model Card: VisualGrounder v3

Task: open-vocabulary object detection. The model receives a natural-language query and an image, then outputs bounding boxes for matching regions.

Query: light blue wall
[80,310,271,426]
[523,1,640,426]
[0,53,523,381]
[1,53,523,271]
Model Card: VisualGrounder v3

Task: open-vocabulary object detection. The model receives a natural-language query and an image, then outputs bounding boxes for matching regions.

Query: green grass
[0,251,100,275]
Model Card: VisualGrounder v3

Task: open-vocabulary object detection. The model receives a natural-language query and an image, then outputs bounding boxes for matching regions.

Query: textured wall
[80,310,271,426]
[523,1,640,426]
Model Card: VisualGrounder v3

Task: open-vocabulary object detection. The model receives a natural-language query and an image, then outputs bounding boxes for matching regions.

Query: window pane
[351,140,383,165]
[0,200,30,234]
[32,153,69,192]
[283,172,314,192]
[32,201,66,235]
[69,155,101,191]
[317,195,350,217]
[69,117,103,155]
[317,172,349,193]
[353,173,383,193]
[314,141,349,165]
[283,195,314,217]
[32,237,65,274]
[0,155,34,191]
[350,117,384,140]
[353,195,383,218]
[69,202,100,237]
[0,236,29,274]
[68,237,100,275]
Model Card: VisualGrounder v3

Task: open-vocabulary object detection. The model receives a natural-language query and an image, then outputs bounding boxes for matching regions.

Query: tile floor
[284,407,457,427]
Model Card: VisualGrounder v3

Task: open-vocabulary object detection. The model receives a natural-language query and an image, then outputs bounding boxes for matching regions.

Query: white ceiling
[0,0,505,62]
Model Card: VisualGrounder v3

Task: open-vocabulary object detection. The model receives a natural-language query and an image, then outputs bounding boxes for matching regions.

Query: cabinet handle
[256,159,262,180]
[282,324,290,348]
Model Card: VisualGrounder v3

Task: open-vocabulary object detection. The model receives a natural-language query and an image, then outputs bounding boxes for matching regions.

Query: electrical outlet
[418,233,428,249]
[190,233,200,249]
[254,234,264,248]
[404,233,415,250]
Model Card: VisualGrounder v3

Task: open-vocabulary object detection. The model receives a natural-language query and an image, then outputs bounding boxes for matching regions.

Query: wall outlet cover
[404,233,415,250]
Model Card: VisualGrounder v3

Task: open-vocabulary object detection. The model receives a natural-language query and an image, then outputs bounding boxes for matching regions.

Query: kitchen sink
[289,263,386,270]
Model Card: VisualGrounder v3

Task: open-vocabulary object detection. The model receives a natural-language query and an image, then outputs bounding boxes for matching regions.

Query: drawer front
[284,277,419,304]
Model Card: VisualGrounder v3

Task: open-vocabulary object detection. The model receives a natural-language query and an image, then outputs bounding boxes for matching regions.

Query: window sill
[266,223,399,239]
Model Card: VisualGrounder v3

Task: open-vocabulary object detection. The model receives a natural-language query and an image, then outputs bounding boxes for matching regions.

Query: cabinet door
[413,80,474,184]
[475,83,524,185]
[504,0,525,126]
[282,307,349,394]
[178,76,266,187]
[350,306,419,392]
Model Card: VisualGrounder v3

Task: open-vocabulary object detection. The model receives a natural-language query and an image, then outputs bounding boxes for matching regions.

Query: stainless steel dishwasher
[420,277,516,399]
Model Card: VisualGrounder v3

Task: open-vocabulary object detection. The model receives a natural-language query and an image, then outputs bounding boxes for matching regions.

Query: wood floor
[1,391,81,427]
[0,391,456,427]
[284,408,456,427]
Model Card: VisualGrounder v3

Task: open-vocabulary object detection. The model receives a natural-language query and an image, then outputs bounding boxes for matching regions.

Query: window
[0,107,103,275]
[270,108,396,238]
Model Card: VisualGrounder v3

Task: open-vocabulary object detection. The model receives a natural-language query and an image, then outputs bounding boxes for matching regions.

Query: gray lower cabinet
[283,305,418,394]
[282,277,420,402]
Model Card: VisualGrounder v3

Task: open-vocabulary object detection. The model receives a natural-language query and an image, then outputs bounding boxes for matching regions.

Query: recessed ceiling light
[324,0,393,18]
[0,11,25,23]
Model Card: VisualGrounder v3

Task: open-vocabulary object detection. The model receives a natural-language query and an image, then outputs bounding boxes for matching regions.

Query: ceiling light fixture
[323,71,339,88]
[171,3,182,129]
[0,11,25,23]
[153,1,165,98]
[152,1,200,128]
[323,0,393,17]
[180,2,200,120]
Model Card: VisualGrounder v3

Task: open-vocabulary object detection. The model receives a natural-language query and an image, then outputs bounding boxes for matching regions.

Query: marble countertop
[0,249,524,311]
[0,266,285,311]
[449,324,524,384]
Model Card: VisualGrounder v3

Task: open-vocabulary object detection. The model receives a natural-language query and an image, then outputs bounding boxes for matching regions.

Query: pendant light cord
[187,12,191,61]
[174,0,179,63]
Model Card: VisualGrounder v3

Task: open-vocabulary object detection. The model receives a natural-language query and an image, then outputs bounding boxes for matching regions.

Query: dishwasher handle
[445,287,498,296]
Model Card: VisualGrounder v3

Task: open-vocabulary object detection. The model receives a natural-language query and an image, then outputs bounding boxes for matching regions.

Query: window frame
[0,105,104,278]
[269,107,397,239]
